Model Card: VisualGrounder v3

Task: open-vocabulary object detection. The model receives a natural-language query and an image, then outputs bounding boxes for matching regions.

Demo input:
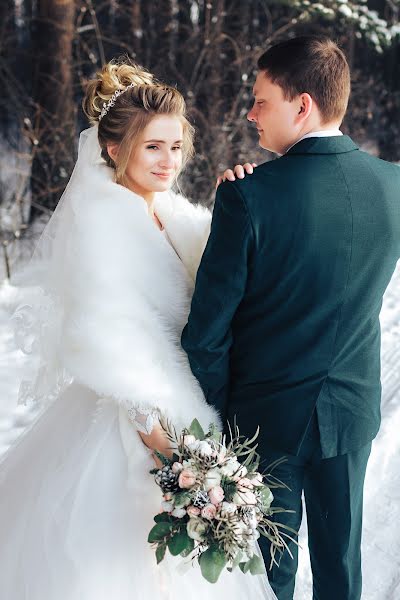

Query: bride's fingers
[233,164,245,179]
[216,162,257,189]
[243,163,255,175]
[223,168,236,182]
[215,176,223,189]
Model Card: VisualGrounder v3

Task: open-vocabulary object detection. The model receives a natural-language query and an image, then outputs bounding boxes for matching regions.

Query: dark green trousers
[258,411,371,600]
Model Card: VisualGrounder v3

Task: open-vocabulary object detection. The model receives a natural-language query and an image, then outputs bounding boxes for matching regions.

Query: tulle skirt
[0,383,276,600]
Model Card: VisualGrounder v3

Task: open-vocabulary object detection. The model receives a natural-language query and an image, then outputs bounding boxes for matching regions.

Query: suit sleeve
[181,181,254,417]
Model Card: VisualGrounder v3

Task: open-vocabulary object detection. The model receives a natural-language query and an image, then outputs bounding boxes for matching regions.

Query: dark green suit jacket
[182,136,400,458]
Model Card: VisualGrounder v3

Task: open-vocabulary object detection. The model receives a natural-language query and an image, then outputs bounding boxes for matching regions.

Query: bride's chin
[153,182,173,192]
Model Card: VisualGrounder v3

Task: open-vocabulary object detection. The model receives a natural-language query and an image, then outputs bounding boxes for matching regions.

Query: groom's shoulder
[223,156,290,202]
[357,149,400,176]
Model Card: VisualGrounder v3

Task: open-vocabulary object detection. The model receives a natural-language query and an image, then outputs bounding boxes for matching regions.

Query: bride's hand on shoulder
[215,162,257,189]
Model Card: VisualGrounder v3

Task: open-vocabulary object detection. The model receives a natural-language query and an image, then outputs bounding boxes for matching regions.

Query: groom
[182,36,400,599]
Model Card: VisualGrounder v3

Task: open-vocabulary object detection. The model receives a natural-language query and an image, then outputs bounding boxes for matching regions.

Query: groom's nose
[247,105,257,122]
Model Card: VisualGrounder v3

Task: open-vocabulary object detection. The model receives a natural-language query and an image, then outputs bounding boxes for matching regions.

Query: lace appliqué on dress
[126,406,160,435]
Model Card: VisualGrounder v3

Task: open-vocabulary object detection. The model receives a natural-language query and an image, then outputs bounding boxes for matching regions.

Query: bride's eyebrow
[144,139,183,144]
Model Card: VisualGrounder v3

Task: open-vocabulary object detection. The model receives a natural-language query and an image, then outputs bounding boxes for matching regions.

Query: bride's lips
[152,172,173,179]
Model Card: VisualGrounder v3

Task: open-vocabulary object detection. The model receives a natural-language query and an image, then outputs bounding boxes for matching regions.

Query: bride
[0,59,276,599]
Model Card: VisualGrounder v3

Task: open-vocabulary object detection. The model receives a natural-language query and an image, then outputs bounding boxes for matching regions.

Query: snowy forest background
[0,0,400,277]
[0,3,400,598]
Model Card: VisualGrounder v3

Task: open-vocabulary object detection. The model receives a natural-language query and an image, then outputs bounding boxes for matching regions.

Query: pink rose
[208,485,225,505]
[237,478,254,492]
[178,468,197,489]
[249,472,264,487]
[233,490,257,506]
[201,503,217,520]
[187,505,201,517]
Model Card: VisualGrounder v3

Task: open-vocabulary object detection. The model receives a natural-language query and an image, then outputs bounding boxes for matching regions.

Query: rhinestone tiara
[99,82,136,121]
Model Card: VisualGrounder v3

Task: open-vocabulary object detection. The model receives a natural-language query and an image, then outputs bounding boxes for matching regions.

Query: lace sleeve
[126,406,160,435]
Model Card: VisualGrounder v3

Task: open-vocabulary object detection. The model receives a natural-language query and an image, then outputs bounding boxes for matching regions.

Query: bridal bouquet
[148,419,293,583]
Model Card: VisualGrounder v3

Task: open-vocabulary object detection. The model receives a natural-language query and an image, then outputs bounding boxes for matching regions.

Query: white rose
[187,517,208,542]
[232,464,248,481]
[219,458,240,477]
[183,435,196,447]
[172,462,183,474]
[219,502,237,518]
[161,500,174,512]
[232,490,257,506]
[187,441,201,453]
[171,507,187,519]
[203,468,222,491]
[197,440,213,457]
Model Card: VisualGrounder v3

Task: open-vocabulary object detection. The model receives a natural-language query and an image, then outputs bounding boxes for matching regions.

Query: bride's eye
[147,145,159,150]
[172,146,182,151]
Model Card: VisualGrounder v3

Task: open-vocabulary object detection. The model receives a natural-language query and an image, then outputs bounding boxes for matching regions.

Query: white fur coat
[60,171,218,433]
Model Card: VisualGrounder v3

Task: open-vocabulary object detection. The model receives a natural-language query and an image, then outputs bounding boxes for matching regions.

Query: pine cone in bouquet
[154,465,180,494]
[192,489,210,509]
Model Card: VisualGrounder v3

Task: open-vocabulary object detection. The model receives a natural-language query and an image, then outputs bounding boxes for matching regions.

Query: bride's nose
[158,151,175,169]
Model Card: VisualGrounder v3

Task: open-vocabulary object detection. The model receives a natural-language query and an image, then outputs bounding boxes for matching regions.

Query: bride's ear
[106,143,119,163]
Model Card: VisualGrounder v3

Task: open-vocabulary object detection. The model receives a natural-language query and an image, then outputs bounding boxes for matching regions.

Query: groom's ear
[296,93,313,121]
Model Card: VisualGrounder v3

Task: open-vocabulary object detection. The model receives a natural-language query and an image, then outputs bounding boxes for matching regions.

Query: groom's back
[227,135,400,457]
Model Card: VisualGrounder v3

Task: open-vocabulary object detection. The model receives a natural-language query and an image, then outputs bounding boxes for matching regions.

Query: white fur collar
[61,177,218,432]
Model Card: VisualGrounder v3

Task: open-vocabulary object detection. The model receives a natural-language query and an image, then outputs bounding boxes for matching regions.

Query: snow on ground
[0,262,399,599]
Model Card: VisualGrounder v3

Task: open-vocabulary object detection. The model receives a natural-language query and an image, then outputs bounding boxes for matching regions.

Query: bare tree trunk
[131,0,143,61]
[30,0,76,216]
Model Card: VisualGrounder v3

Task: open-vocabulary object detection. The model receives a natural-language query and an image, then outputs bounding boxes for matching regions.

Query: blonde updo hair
[82,57,194,184]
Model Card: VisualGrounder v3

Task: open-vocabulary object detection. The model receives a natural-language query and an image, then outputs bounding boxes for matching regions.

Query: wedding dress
[0,126,276,599]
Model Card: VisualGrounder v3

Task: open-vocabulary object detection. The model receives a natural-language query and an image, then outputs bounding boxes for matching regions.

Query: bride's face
[125,115,184,199]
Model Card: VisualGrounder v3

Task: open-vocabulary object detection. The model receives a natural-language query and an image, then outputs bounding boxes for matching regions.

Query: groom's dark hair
[257,36,351,123]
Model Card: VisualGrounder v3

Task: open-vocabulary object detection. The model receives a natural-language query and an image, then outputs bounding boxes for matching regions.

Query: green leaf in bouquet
[207,422,222,442]
[154,512,173,523]
[174,491,192,509]
[156,542,167,564]
[221,476,237,502]
[172,453,180,463]
[248,554,266,575]
[148,522,174,543]
[153,449,172,466]
[180,536,195,557]
[167,530,193,556]
[189,418,206,441]
[239,560,251,574]
[259,486,274,510]
[199,545,227,583]
[230,551,244,572]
